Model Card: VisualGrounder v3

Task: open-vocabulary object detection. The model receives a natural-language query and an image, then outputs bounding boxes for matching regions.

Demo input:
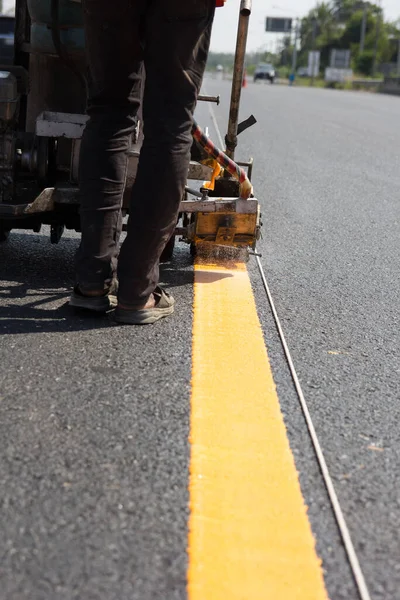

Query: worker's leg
[117,0,215,307]
[75,0,146,294]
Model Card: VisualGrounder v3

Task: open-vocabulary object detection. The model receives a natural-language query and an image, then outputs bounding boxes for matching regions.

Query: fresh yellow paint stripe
[188,261,329,600]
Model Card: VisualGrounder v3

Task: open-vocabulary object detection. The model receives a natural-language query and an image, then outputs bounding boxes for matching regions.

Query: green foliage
[293,0,399,76]
[340,10,375,47]
[276,65,292,79]
[356,50,374,75]
[206,52,273,71]
[207,1,400,78]
[207,51,277,73]
[206,53,235,70]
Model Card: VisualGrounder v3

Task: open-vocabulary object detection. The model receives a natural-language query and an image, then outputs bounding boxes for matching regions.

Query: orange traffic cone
[242,69,247,88]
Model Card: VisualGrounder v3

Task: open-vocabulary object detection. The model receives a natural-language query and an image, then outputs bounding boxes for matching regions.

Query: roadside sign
[308,51,320,77]
[330,49,351,69]
[265,17,293,33]
[325,68,353,82]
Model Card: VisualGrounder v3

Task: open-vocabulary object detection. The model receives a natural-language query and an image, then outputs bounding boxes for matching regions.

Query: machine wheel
[160,234,176,263]
[0,222,10,243]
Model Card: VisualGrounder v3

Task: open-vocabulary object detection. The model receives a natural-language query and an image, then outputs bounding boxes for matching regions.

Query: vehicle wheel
[160,234,175,263]
[270,78,275,84]
[0,223,10,243]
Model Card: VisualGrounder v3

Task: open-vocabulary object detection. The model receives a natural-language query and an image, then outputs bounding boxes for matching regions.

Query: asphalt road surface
[1,80,399,600]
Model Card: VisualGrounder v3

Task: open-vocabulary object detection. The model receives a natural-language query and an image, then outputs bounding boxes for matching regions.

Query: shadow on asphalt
[0,231,234,336]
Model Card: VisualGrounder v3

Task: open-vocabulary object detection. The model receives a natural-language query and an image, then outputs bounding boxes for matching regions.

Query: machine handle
[225,1,252,160]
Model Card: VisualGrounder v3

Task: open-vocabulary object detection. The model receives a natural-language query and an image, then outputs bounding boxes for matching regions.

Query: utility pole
[372,2,382,77]
[291,18,299,78]
[397,38,400,77]
[310,16,318,86]
[360,3,367,54]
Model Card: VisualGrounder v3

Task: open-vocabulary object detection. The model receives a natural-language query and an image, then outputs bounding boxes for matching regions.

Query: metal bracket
[36,112,88,139]
[216,226,237,245]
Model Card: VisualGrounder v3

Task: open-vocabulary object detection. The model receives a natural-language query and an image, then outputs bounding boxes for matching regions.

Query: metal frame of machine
[0,0,260,255]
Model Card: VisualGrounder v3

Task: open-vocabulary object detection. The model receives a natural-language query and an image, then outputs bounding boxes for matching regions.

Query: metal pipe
[185,187,203,199]
[240,0,251,15]
[225,0,252,160]
[198,94,220,105]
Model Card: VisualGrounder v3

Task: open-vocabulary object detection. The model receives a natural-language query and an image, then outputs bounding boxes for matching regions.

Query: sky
[2,0,14,15]
[2,0,398,49]
[210,0,400,53]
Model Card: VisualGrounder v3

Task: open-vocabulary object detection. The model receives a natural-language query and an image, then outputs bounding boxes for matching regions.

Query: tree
[340,9,375,47]
[300,2,337,51]
[331,1,380,21]
[385,21,400,63]
[278,35,293,67]
[356,50,374,74]
[299,3,341,69]
[297,0,394,75]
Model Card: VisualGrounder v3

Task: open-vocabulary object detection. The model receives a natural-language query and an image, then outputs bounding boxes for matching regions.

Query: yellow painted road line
[188,262,329,600]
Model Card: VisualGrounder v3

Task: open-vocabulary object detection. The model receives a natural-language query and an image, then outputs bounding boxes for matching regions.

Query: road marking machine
[0,0,260,260]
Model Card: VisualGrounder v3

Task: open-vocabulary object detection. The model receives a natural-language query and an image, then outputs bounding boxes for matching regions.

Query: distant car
[254,63,275,84]
[297,67,309,78]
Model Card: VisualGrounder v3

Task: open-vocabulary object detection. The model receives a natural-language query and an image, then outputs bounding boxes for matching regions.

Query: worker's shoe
[69,281,118,313]
[115,287,175,325]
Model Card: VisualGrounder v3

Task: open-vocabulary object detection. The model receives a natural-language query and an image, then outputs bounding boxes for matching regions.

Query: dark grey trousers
[75,0,215,306]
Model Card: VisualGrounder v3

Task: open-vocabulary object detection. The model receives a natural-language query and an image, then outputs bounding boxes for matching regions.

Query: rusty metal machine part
[0,0,260,255]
